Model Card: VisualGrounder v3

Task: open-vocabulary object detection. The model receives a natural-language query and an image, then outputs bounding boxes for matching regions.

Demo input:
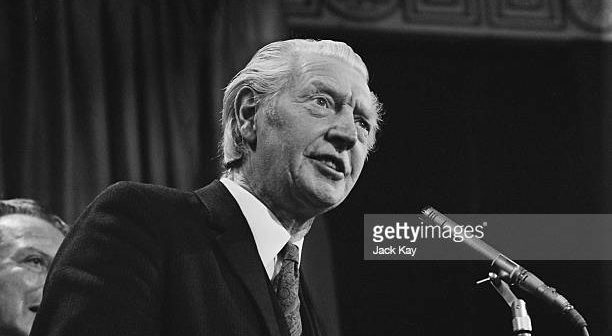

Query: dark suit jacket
[30,180,326,336]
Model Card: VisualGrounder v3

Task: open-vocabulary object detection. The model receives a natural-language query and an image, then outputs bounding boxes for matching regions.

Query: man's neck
[224,171,314,240]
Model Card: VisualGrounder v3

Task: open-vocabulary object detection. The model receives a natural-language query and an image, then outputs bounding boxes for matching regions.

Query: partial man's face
[0,214,64,336]
[248,53,377,218]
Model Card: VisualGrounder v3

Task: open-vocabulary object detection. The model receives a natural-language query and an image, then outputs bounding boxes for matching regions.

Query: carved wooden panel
[487,0,564,30]
[568,0,612,31]
[404,0,481,26]
[283,0,612,40]
[327,0,399,21]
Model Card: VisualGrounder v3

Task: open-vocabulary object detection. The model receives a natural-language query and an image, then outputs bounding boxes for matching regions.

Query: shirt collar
[220,178,303,279]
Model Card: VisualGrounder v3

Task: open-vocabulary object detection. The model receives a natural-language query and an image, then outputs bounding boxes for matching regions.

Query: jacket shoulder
[83,181,198,217]
[98,180,190,202]
[73,181,208,241]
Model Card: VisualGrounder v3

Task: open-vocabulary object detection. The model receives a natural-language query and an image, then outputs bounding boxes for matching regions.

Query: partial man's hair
[220,39,383,171]
[0,199,70,237]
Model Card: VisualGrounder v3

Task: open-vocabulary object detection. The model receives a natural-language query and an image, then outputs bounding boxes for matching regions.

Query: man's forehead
[297,56,375,105]
[0,215,64,259]
[297,52,366,81]
[0,214,60,240]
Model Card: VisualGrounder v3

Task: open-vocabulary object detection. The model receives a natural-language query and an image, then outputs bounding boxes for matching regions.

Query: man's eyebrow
[307,80,347,101]
[17,247,53,260]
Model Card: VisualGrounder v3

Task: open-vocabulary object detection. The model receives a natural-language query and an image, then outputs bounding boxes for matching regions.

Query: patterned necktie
[272,243,302,336]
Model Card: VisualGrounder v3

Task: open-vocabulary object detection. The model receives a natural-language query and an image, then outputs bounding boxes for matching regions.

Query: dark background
[305,30,612,335]
[2,1,611,335]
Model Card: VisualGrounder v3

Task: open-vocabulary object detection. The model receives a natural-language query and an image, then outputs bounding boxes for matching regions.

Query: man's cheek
[0,290,20,322]
[16,271,44,288]
[351,153,367,177]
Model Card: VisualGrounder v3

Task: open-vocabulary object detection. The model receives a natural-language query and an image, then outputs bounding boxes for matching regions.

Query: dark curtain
[0,0,284,222]
[0,2,342,334]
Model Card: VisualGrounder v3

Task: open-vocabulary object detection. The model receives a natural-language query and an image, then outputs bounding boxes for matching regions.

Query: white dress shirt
[220,178,304,280]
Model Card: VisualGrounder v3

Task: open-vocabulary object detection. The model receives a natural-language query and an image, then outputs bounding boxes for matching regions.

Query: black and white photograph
[1,1,611,335]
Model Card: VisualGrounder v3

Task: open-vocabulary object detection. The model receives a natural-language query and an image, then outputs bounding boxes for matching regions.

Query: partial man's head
[221,39,382,221]
[0,199,68,336]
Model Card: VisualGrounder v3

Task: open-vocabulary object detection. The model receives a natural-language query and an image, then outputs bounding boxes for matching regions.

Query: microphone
[421,207,587,329]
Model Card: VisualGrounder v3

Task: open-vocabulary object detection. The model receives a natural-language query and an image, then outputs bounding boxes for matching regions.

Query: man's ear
[234,86,258,147]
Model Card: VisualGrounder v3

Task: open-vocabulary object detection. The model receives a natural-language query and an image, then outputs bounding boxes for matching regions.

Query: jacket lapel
[300,270,324,336]
[194,180,284,336]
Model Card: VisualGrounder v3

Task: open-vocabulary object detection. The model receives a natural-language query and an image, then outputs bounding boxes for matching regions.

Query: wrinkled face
[0,214,64,336]
[247,53,377,219]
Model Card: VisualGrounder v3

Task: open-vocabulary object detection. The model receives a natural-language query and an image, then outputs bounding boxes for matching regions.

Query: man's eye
[314,97,329,108]
[355,118,371,132]
[355,119,372,143]
[24,256,46,270]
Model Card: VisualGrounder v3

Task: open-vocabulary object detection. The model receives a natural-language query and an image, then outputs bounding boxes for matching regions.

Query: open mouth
[309,154,347,176]
[28,305,39,313]
[319,158,342,172]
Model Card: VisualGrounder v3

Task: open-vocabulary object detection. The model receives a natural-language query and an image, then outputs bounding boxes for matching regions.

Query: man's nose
[326,108,358,151]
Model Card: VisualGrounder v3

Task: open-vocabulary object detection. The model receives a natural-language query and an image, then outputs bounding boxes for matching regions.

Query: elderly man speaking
[31,39,382,336]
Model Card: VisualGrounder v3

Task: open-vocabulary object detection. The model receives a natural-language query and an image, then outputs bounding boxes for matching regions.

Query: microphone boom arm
[420,207,588,330]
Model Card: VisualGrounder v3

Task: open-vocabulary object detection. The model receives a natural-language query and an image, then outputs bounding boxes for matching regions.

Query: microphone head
[420,206,435,216]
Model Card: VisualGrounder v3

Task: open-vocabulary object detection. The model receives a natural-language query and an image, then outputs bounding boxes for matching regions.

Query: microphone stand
[478,272,533,336]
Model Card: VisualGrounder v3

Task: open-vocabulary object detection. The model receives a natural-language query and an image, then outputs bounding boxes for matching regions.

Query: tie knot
[280,243,299,263]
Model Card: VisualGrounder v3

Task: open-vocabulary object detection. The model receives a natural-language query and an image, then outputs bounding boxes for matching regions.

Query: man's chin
[301,183,348,213]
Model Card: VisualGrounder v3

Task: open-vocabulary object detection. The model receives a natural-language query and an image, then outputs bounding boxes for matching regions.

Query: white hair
[220,39,382,170]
